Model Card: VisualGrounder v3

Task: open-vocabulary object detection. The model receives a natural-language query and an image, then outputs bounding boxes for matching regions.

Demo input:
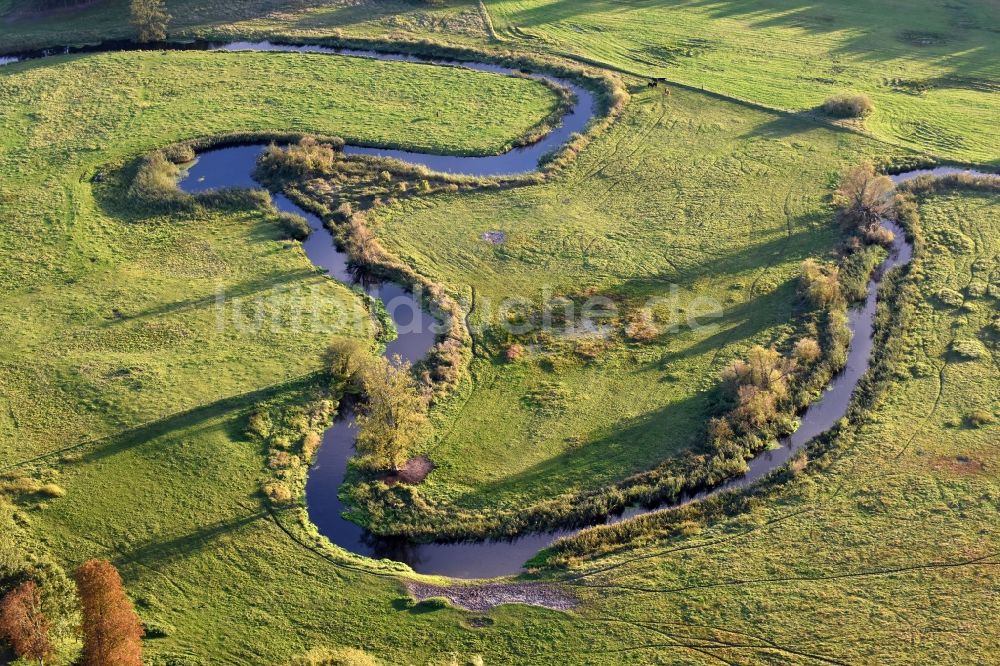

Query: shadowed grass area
[0,48,561,463]
[0,45,592,663]
[1,5,997,665]
[0,0,493,51]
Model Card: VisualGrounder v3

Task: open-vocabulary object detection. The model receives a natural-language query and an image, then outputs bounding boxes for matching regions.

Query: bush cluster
[822,93,875,118]
[247,395,336,507]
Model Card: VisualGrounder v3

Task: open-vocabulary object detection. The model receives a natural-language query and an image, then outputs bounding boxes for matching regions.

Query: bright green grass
[485,0,1000,164]
[367,83,897,514]
[0,48,584,664]
[0,49,560,463]
[1,7,997,665]
[553,188,1000,664]
[0,0,490,52]
[22,186,999,664]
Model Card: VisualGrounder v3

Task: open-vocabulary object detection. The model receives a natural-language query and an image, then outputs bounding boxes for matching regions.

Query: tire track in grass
[571,550,1000,595]
[587,616,849,665]
[587,103,668,207]
[576,98,665,184]
[889,253,983,463]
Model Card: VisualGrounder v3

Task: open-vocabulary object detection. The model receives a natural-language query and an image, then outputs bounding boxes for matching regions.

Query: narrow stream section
[6,41,991,578]
[170,42,595,577]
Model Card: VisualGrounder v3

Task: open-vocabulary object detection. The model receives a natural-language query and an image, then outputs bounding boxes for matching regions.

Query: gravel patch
[406,581,577,612]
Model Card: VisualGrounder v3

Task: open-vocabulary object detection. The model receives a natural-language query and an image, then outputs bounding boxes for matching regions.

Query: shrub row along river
[3,41,991,578]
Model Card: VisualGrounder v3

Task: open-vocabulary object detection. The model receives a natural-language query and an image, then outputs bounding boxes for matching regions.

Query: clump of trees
[0,553,143,666]
[326,337,371,394]
[721,346,798,433]
[130,0,169,42]
[800,258,843,308]
[355,356,429,473]
[822,93,874,118]
[327,339,430,473]
[793,337,822,364]
[257,138,342,180]
[75,560,143,666]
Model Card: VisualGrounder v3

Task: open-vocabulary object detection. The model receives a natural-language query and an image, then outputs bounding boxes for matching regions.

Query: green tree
[325,337,371,394]
[129,0,169,42]
[355,356,427,472]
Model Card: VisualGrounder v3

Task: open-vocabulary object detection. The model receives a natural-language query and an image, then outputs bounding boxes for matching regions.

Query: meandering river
[4,41,991,578]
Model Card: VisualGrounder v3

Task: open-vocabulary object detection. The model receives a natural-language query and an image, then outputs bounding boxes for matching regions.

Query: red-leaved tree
[0,580,53,665]
[74,560,142,666]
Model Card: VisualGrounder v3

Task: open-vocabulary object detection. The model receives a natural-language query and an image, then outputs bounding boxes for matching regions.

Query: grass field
[0,0,493,51]
[485,0,1000,164]
[360,83,898,521]
[0,47,587,663]
[542,186,1000,664]
[0,3,997,665]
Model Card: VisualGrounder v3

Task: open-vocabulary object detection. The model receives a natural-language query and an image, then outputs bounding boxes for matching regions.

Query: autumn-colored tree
[0,581,52,665]
[834,162,895,228]
[129,0,169,42]
[75,560,142,666]
[733,384,778,429]
[722,345,795,399]
[356,355,428,472]
[793,337,822,364]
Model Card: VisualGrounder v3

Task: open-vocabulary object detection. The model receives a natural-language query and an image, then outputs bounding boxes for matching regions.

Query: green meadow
[485,0,1000,163]
[0,1,997,664]
[545,186,1000,664]
[368,83,896,516]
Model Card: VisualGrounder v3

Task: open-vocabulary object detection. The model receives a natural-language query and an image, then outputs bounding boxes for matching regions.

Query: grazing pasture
[355,83,897,528]
[542,185,1000,665]
[485,0,1000,163]
[0,2,997,664]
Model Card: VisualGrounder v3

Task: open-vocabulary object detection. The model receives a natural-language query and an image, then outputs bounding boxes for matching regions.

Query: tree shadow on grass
[653,278,802,368]
[447,278,800,511]
[286,0,429,30]
[611,224,825,296]
[101,267,327,326]
[113,509,270,568]
[39,371,325,466]
[501,0,997,82]
[449,389,709,512]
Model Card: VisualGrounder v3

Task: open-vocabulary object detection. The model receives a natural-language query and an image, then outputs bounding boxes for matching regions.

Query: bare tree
[835,162,895,228]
